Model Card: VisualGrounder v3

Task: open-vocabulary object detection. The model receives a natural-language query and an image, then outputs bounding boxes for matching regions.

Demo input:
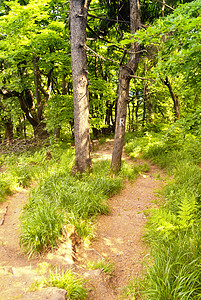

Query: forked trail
[0,140,166,299]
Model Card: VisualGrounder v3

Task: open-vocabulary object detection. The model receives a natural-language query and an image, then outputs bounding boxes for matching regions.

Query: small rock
[22,287,67,300]
[43,287,67,300]
[83,269,102,278]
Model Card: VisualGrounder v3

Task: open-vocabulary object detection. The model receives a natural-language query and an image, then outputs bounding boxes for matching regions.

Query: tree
[0,0,71,140]
[69,0,91,173]
[111,0,141,172]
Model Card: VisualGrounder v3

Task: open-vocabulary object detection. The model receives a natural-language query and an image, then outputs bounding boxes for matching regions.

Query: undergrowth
[87,259,115,276]
[124,110,201,299]
[20,156,123,255]
[1,138,145,255]
[45,269,88,299]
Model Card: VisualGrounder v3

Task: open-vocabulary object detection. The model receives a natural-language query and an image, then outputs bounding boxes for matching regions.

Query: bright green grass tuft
[45,269,88,299]
[87,259,115,276]
[144,231,201,300]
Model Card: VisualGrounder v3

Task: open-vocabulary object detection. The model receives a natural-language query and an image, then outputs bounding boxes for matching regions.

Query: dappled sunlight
[102,237,124,255]
[92,153,112,161]
[46,241,75,265]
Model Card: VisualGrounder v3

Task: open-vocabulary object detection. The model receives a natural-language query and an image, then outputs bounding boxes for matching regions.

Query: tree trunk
[143,66,154,124]
[69,0,91,173]
[111,67,130,172]
[33,57,43,121]
[4,118,13,144]
[111,0,141,172]
[162,76,180,120]
[23,114,27,140]
[19,90,49,139]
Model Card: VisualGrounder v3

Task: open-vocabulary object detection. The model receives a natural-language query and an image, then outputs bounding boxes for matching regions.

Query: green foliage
[45,269,88,299]
[136,0,201,91]
[144,231,201,300]
[87,259,115,276]
[20,200,64,255]
[125,111,201,298]
[20,150,122,255]
[0,142,73,199]
[146,194,198,242]
[120,161,149,181]
[0,173,13,200]
[120,277,141,300]
[45,94,74,134]
[124,131,164,159]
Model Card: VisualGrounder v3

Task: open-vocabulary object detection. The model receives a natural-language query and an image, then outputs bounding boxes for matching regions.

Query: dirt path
[0,140,166,299]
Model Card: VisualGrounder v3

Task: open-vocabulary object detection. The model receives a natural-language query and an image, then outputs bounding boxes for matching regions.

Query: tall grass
[1,140,144,254]
[20,151,123,255]
[45,269,88,299]
[144,231,201,300]
[0,143,74,200]
[124,114,201,299]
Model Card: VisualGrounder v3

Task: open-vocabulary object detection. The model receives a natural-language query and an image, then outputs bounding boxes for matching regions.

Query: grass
[143,230,201,300]
[120,277,141,300]
[45,269,88,299]
[19,147,123,255]
[120,161,150,181]
[1,138,145,255]
[0,147,51,200]
[124,118,201,299]
[87,259,115,276]
[19,141,148,255]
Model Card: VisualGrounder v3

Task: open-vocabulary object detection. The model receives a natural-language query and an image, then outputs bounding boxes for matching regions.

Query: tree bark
[0,89,48,140]
[69,0,91,173]
[162,76,180,120]
[111,0,141,172]
[4,118,13,144]
[19,90,49,139]
[33,57,43,121]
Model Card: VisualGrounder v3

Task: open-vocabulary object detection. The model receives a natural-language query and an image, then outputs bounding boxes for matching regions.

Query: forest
[0,0,201,298]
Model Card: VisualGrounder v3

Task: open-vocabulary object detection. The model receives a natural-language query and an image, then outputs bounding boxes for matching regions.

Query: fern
[147,194,198,241]
[178,194,197,227]
[146,208,179,240]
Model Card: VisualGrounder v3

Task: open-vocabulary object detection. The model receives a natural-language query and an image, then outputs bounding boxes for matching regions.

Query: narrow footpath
[0,140,166,299]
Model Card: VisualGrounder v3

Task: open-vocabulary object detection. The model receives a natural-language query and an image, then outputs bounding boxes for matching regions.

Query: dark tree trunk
[33,57,43,121]
[136,99,140,124]
[69,0,91,173]
[19,90,49,139]
[111,0,141,172]
[143,79,154,124]
[162,76,180,120]
[132,101,135,131]
[23,114,27,140]
[105,101,114,131]
[4,118,13,144]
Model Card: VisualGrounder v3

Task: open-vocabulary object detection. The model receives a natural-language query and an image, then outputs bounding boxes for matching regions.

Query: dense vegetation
[124,109,201,299]
[0,0,200,298]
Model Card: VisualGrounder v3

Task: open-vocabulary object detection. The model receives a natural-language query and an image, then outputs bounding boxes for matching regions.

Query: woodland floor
[0,140,167,300]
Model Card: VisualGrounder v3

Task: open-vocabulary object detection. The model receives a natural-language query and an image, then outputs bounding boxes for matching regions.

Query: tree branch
[88,13,129,23]
[153,0,174,11]
[129,75,156,82]
[0,89,20,98]
[85,45,119,64]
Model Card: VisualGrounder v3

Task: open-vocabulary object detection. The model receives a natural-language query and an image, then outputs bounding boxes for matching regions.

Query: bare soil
[0,140,166,299]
